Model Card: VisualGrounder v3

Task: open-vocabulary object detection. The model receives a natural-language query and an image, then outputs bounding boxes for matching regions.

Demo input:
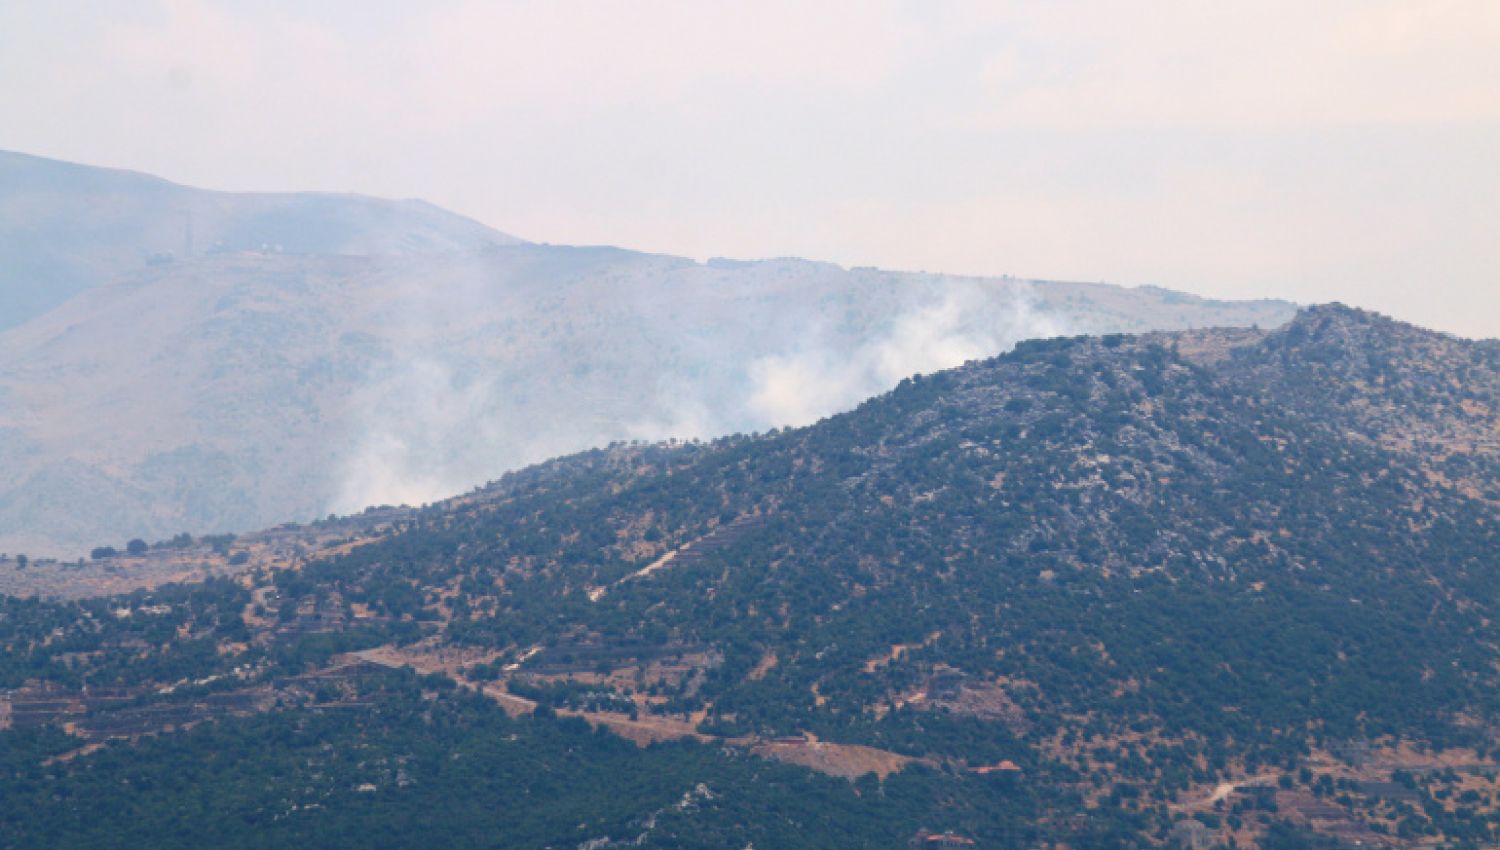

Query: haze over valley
[0,151,1294,557]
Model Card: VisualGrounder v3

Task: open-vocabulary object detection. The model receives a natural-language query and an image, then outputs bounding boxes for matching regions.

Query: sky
[2,0,1497,338]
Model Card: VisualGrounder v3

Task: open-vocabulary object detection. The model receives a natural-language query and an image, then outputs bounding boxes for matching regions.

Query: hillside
[0,150,518,330]
[0,153,1296,557]
[0,306,1494,849]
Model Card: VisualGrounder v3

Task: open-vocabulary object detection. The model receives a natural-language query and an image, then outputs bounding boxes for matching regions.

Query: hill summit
[0,149,519,329]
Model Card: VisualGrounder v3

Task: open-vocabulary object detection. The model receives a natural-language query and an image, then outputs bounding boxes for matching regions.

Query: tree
[126,538,149,556]
[90,546,118,560]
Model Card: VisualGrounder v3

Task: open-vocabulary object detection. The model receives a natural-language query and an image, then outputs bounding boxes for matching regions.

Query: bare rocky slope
[0,149,517,330]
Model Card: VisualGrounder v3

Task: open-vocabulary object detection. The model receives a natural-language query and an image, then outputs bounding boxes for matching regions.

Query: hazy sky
[3,1,1497,337]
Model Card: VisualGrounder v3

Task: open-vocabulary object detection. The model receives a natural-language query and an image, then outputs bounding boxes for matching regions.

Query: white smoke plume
[746,281,1067,427]
[327,264,1072,515]
[330,357,497,513]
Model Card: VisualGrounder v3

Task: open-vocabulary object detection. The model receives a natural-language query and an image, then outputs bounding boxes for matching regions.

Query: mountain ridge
[0,149,523,330]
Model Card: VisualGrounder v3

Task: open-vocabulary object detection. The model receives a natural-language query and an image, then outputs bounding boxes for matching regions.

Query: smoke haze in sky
[1,1,1496,337]
[329,278,1068,514]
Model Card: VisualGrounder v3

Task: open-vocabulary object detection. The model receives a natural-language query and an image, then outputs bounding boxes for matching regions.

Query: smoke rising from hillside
[0,157,1300,557]
[329,279,1070,514]
[746,283,1068,428]
[329,358,493,514]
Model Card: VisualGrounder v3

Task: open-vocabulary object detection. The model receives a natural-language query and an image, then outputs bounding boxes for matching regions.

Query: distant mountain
[1,306,1494,850]
[0,150,519,330]
[0,153,1295,557]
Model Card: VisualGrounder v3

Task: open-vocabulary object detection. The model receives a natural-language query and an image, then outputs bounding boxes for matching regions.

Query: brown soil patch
[561,709,711,746]
[352,641,506,677]
[751,736,923,780]
[862,631,941,673]
[747,649,778,681]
